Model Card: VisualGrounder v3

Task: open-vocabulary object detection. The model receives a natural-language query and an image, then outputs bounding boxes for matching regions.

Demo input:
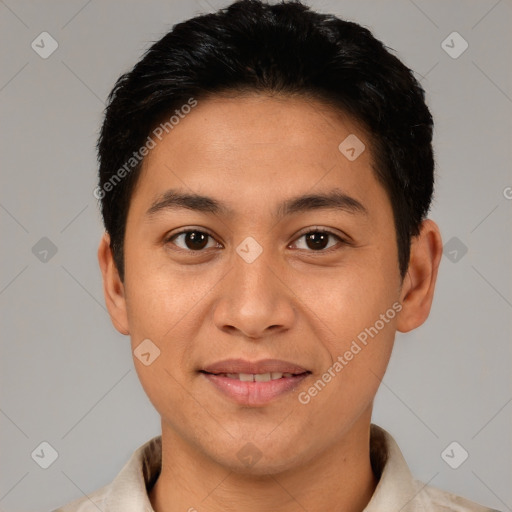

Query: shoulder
[414,479,501,512]
[50,435,161,512]
[368,424,500,512]
[50,484,109,512]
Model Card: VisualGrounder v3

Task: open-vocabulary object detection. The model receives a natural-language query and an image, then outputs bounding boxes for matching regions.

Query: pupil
[307,232,328,250]
[183,232,329,251]
[187,231,208,250]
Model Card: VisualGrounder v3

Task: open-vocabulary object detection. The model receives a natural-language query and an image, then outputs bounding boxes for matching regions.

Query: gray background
[1,0,511,511]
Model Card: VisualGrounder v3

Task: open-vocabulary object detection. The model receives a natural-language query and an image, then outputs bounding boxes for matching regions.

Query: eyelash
[164,228,349,254]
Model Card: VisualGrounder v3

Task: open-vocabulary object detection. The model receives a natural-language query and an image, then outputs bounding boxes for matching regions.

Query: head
[97,0,442,474]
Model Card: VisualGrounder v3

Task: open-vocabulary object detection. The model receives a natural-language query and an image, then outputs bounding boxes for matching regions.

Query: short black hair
[97,0,434,282]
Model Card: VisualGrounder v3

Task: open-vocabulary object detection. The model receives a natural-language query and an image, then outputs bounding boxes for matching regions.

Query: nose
[212,246,296,340]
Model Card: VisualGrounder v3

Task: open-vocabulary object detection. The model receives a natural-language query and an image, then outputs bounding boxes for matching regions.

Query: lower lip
[202,372,310,406]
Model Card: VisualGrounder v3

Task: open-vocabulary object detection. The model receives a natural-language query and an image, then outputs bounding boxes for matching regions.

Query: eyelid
[289,227,351,252]
[165,228,222,249]
[165,227,216,241]
[164,226,351,253]
[292,226,351,244]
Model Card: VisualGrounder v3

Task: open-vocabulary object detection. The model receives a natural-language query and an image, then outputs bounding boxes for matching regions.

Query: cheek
[123,241,205,338]
[132,359,202,443]
[328,274,399,371]
[297,250,399,329]
[300,256,399,398]
[299,313,396,429]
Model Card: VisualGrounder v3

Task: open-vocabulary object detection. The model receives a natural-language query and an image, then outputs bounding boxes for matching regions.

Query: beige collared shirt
[53,424,499,512]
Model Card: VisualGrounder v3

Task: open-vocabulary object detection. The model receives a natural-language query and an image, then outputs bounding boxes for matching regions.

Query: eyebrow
[145,188,368,220]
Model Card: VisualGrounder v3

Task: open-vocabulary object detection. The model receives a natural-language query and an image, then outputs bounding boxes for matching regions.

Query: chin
[222,451,304,477]
[206,434,311,477]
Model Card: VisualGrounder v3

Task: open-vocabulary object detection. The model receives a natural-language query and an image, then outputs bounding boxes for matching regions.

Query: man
[55,0,498,510]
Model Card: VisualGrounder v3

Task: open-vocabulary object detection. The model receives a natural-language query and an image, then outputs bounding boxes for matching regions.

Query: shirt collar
[365,424,426,511]
[104,423,423,512]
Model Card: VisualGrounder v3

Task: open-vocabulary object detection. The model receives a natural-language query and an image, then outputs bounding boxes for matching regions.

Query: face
[103,93,416,474]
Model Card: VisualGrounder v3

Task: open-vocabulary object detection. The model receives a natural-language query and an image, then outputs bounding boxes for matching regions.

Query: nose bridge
[213,238,294,338]
[232,239,279,306]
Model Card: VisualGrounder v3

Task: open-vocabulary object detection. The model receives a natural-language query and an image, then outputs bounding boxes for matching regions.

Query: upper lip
[201,358,310,375]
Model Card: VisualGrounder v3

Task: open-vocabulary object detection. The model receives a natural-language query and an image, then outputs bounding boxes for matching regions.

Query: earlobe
[97,232,130,335]
[396,219,443,333]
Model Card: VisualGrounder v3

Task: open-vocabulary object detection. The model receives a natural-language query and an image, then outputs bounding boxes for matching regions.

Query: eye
[290,229,346,252]
[165,228,349,254]
[166,229,221,252]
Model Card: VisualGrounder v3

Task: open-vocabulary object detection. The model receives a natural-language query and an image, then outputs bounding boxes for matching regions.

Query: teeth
[222,372,287,381]
[254,373,271,382]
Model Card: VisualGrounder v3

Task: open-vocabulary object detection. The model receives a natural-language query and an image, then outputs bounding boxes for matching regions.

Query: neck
[149,412,378,512]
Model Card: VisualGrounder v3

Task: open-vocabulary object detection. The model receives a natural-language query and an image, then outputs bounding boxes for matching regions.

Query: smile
[220,372,298,381]
[200,371,311,407]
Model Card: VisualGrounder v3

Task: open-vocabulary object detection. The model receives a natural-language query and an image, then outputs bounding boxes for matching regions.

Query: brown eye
[168,230,218,251]
[304,232,330,250]
[292,230,345,252]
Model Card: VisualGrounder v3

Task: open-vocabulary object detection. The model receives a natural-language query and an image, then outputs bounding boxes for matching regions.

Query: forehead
[131,93,390,221]
[158,92,369,158]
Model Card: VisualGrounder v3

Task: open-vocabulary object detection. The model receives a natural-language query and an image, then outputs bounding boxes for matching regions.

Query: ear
[396,219,443,333]
[97,232,130,335]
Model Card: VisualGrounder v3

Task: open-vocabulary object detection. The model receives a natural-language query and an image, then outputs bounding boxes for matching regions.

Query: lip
[202,358,309,375]
[200,358,311,406]
[202,373,310,406]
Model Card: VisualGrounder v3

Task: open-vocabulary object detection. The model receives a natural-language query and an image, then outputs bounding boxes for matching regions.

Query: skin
[98,93,443,512]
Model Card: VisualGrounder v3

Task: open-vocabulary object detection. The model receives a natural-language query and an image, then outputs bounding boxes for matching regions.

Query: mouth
[202,371,305,381]
[200,359,312,406]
